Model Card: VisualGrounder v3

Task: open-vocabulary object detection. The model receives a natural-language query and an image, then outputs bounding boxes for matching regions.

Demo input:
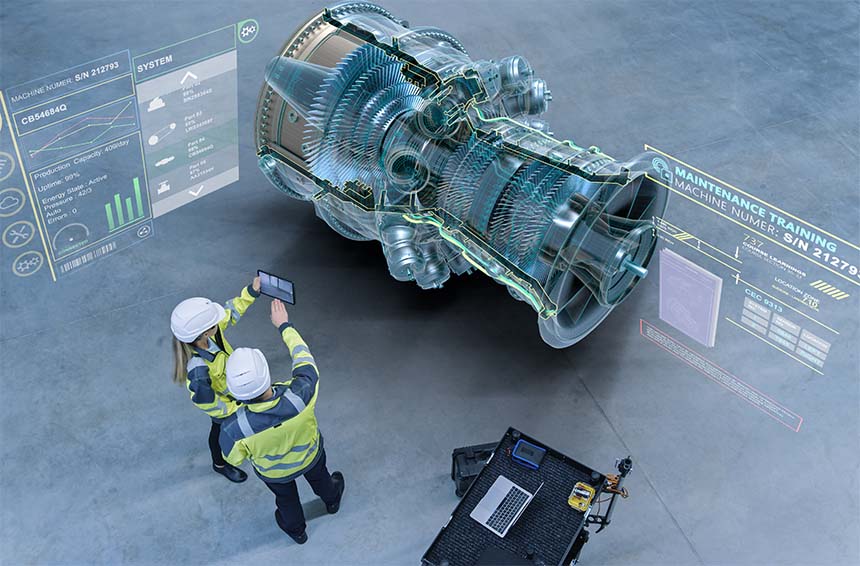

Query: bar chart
[28,131,152,270]
[105,176,145,231]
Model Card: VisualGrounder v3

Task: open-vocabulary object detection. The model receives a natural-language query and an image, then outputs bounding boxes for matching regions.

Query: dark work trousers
[264,448,337,536]
[209,421,226,467]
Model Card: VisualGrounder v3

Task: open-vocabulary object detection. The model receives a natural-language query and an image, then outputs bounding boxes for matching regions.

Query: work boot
[275,511,308,544]
[326,471,345,514]
[212,463,247,483]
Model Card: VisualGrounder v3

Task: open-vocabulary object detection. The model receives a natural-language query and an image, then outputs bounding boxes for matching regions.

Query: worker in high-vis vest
[221,299,344,545]
[170,277,262,483]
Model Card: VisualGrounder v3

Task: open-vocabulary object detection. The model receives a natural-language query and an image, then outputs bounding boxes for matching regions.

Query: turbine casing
[255,3,668,347]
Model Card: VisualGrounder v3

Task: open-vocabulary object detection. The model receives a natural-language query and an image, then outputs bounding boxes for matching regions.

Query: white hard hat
[170,297,226,343]
[226,348,272,401]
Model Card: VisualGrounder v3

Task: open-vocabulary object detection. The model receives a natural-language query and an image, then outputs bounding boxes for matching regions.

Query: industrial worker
[170,277,262,483]
[221,299,344,544]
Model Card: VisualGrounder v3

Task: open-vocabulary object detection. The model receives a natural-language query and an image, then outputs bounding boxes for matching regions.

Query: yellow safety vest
[185,285,259,420]
[220,325,322,482]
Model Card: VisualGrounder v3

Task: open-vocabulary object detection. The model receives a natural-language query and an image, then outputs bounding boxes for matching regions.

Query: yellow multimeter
[568,482,596,512]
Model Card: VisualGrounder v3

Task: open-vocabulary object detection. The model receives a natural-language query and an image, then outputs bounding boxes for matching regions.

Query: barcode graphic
[60,242,117,273]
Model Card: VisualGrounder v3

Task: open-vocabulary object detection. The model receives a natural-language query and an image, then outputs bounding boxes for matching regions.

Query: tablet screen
[258,270,295,304]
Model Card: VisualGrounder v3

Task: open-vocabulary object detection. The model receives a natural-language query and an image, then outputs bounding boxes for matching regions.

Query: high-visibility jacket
[185,285,260,420]
[219,323,321,483]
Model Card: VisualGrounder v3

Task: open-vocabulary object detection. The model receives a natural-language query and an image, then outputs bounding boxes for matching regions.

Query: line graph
[24,98,138,167]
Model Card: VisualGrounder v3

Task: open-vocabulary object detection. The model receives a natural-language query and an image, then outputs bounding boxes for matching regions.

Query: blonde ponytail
[172,337,195,383]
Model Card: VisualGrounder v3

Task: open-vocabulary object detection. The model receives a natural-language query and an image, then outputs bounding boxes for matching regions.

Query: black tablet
[257,270,295,305]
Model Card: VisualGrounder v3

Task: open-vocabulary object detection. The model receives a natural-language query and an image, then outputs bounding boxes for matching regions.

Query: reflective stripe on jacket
[219,324,321,483]
[185,285,259,420]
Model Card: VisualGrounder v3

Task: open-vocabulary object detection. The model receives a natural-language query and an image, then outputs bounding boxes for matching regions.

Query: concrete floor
[1,1,858,564]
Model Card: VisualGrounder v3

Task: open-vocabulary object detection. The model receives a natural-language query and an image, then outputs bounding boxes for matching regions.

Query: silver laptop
[470,475,543,537]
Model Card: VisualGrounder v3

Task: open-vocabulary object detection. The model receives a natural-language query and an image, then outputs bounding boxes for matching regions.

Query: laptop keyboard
[486,486,530,533]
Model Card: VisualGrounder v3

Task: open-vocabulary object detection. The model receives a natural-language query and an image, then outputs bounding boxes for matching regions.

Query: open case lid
[423,427,607,566]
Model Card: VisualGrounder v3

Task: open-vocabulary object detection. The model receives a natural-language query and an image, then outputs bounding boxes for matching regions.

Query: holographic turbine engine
[255,3,668,347]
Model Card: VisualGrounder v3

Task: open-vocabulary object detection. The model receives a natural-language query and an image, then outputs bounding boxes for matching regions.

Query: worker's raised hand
[252,276,261,293]
[270,299,289,327]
